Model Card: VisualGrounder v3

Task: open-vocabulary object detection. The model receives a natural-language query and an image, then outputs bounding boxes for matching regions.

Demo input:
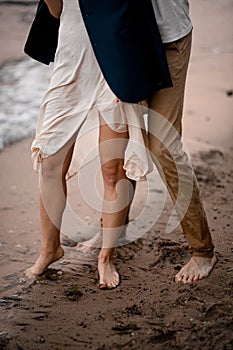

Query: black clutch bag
[24,0,60,65]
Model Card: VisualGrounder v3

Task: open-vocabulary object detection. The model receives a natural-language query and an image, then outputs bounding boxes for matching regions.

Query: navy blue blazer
[24,0,172,103]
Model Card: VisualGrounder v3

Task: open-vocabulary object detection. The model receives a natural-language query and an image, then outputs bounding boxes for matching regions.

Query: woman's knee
[40,151,71,179]
[40,141,75,179]
[101,159,125,187]
[40,156,63,179]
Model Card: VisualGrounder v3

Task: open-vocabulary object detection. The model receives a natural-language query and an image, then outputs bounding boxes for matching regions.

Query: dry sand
[0,1,233,349]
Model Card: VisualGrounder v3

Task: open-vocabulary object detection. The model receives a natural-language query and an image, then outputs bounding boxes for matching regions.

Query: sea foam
[0,59,51,150]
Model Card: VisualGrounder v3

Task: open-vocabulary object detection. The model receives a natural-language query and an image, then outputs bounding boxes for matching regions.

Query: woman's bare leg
[98,120,133,289]
[76,199,134,253]
[76,231,103,253]
[26,135,76,276]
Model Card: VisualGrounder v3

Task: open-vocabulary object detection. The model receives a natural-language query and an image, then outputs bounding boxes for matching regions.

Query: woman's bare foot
[76,232,102,254]
[175,254,218,284]
[98,255,120,289]
[25,246,64,277]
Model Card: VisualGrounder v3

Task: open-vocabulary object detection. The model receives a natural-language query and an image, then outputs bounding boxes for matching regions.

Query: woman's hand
[44,0,63,19]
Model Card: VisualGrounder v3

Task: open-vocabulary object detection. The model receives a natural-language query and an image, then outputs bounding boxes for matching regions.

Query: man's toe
[193,274,200,281]
[182,274,191,284]
[187,274,196,283]
[175,273,183,283]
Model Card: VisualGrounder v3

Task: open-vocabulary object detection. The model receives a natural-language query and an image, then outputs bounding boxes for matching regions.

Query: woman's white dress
[31,0,153,181]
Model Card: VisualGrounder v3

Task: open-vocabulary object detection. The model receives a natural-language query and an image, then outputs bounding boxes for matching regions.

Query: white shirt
[151,0,193,43]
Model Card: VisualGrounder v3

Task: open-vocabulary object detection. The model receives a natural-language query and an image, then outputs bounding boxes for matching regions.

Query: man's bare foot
[25,246,64,278]
[76,232,102,254]
[98,256,120,289]
[175,254,218,284]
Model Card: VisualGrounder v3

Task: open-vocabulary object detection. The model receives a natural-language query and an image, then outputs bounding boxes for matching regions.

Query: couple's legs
[76,33,217,284]
[148,32,216,283]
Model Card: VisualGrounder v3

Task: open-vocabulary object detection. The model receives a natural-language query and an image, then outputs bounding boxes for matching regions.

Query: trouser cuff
[191,250,215,258]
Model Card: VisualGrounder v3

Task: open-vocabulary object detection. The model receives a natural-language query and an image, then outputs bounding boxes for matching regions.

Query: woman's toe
[99,282,107,290]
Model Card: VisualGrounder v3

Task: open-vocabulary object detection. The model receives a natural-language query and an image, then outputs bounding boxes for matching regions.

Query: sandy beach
[0,1,233,349]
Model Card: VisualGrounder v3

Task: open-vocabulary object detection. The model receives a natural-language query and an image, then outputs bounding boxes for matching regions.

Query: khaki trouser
[148,31,214,258]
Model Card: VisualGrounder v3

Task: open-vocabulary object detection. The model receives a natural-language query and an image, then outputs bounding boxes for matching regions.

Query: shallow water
[0,59,51,150]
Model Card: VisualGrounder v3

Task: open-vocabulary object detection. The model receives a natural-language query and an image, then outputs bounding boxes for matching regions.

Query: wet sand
[0,1,233,349]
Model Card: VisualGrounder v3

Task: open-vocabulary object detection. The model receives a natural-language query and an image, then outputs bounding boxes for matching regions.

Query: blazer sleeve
[24,0,60,65]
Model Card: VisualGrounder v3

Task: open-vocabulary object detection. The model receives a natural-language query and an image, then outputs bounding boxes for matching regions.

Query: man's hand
[44,0,63,19]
